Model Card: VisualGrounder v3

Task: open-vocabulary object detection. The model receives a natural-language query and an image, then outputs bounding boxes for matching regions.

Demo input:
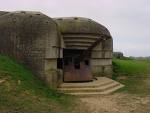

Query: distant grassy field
[113,58,150,95]
[0,55,90,113]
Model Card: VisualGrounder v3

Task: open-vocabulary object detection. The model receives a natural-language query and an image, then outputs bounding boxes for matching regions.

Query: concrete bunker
[54,17,113,82]
[0,11,113,88]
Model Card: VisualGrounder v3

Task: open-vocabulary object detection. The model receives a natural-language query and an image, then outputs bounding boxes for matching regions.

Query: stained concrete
[0,11,113,88]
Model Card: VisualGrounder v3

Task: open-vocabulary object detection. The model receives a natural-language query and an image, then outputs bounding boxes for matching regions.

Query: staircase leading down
[58,77,124,97]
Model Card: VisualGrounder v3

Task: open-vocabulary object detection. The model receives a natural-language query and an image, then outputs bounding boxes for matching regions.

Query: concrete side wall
[91,38,113,77]
[44,58,63,88]
[0,12,62,88]
[44,30,64,88]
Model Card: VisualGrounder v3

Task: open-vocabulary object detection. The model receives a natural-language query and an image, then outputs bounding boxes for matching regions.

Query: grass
[0,55,90,113]
[113,58,150,95]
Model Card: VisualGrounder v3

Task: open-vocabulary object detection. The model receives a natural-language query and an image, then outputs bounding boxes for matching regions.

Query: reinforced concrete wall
[91,38,113,77]
[0,11,63,88]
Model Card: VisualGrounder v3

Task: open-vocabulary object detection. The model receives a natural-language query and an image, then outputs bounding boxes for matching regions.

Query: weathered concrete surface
[0,11,62,88]
[54,17,111,36]
[0,12,113,88]
[54,17,113,77]
[0,11,9,16]
[91,37,113,77]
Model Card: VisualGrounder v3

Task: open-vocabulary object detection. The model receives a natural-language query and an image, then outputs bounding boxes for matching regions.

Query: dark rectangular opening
[57,58,63,69]
[85,60,89,65]
[64,57,72,66]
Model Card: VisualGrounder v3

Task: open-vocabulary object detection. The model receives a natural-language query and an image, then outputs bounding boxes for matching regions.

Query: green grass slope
[0,55,90,113]
[113,58,150,95]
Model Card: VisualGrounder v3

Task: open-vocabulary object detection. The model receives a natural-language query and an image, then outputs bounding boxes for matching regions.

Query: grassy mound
[113,58,150,95]
[0,55,90,113]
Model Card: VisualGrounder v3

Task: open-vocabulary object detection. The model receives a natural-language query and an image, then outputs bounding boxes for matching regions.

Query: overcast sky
[0,0,150,57]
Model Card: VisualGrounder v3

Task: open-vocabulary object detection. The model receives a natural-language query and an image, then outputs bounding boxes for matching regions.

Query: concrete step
[100,84,124,95]
[58,82,120,93]
[58,77,125,96]
[59,77,114,88]
[68,84,124,97]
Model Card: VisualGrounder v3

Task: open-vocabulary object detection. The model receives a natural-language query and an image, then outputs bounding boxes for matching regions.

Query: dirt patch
[0,79,6,84]
[80,93,150,113]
